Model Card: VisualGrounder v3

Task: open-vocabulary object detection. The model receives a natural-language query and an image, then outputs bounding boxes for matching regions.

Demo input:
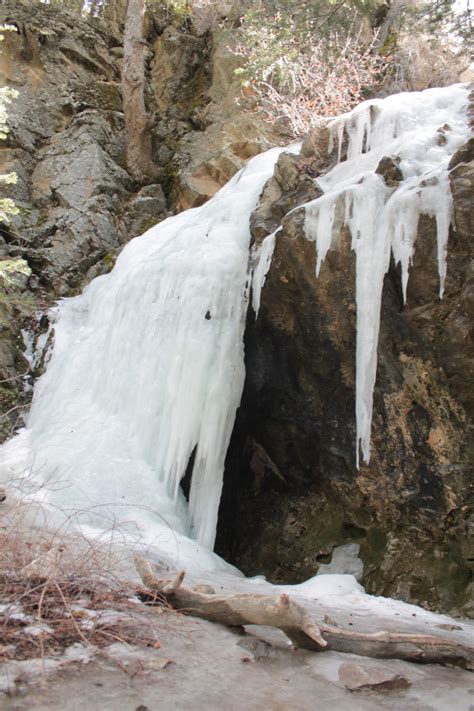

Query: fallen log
[134,555,474,670]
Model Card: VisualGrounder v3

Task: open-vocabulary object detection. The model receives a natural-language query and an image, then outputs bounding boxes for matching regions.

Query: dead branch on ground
[134,555,474,671]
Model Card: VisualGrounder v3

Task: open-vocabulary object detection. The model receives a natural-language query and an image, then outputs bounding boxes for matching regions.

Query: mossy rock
[72,80,123,112]
[139,216,159,233]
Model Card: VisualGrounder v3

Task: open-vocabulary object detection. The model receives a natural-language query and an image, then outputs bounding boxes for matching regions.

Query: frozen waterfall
[0,148,285,562]
[0,84,471,565]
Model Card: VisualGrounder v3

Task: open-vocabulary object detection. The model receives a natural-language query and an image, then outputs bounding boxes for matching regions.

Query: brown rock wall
[217,138,474,616]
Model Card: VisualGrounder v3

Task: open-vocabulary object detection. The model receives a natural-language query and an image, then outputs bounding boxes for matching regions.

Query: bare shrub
[387,30,470,92]
[0,497,165,666]
[380,0,472,92]
[236,29,389,136]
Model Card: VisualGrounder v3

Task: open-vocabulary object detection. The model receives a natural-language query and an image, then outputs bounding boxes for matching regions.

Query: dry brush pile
[0,501,165,668]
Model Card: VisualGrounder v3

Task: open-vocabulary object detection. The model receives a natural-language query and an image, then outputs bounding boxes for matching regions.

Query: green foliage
[383,0,471,91]
[148,0,193,27]
[0,259,32,287]
[37,0,90,14]
[234,1,378,83]
[390,0,471,44]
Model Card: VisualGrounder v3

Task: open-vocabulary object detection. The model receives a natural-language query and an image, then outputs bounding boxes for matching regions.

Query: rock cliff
[217,112,473,616]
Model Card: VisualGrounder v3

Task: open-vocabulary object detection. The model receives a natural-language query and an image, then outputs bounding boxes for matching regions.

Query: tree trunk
[122,0,156,180]
[135,556,474,671]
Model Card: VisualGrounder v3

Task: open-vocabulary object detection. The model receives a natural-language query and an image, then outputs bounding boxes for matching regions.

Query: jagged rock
[150,27,206,115]
[299,125,335,176]
[250,153,322,246]
[167,27,289,209]
[450,157,474,245]
[1,3,131,296]
[338,662,411,691]
[250,178,283,245]
[125,184,167,236]
[0,339,16,378]
[24,202,122,293]
[274,153,300,192]
[375,156,404,186]
[189,0,236,35]
[449,136,474,170]
[31,121,130,210]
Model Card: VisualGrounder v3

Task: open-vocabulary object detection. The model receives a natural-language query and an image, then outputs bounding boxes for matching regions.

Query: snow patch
[316,543,364,581]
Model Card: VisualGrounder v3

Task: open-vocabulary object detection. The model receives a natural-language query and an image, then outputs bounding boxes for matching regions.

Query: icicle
[346,106,373,160]
[421,172,453,298]
[304,193,343,276]
[251,229,279,317]
[328,117,346,164]
[349,176,392,467]
[304,84,471,466]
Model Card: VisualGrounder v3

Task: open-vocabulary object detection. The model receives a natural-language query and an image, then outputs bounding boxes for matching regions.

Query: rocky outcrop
[149,23,288,209]
[217,132,474,616]
[0,2,142,296]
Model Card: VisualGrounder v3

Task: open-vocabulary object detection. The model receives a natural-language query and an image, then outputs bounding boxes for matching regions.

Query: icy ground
[1,496,473,709]
[3,630,474,711]
[2,594,474,710]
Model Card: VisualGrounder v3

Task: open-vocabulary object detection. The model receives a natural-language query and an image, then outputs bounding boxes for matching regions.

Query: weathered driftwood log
[134,556,474,670]
[134,556,327,649]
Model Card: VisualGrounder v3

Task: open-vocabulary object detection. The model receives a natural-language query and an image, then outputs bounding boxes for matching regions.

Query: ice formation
[251,228,279,316]
[302,84,471,466]
[0,84,471,573]
[0,147,284,561]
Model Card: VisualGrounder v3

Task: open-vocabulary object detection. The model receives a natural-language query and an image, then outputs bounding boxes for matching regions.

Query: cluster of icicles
[0,84,470,560]
[254,83,471,467]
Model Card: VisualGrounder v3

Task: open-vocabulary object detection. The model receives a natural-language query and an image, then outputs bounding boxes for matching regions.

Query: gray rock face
[124,184,168,236]
[1,4,133,295]
[148,23,289,210]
